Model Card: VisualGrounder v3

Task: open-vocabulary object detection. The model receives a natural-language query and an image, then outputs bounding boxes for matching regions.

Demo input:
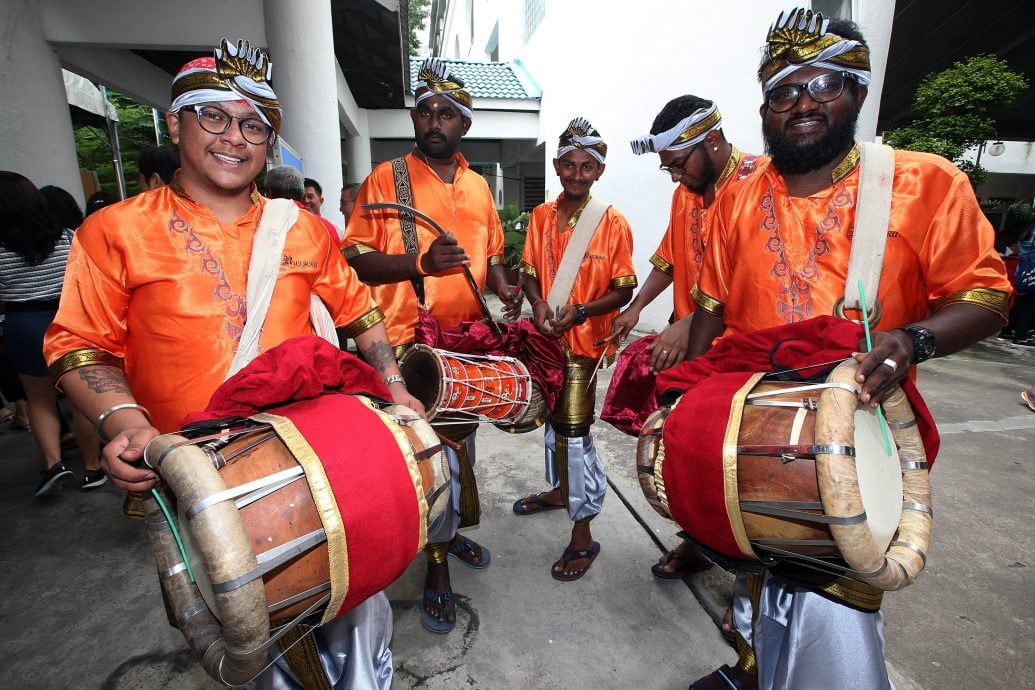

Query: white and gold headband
[629,104,721,156]
[556,116,607,164]
[761,8,871,92]
[170,38,281,133]
[414,58,474,119]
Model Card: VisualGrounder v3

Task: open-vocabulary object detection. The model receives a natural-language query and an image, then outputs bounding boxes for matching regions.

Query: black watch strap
[901,325,938,364]
[573,304,588,325]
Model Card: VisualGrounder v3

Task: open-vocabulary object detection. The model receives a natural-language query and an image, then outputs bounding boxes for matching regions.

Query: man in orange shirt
[512,118,636,581]
[44,39,418,688]
[684,10,1011,690]
[343,58,513,634]
[606,96,761,583]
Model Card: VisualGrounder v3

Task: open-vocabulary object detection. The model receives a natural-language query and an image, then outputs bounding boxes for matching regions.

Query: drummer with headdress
[343,58,517,634]
[45,37,420,688]
[678,7,1010,688]
[512,117,637,582]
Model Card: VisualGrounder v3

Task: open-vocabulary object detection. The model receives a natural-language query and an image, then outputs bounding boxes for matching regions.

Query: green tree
[408,0,431,55]
[75,92,168,197]
[883,55,1028,187]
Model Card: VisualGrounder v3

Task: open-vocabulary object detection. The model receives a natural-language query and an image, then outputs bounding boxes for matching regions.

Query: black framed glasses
[182,105,275,145]
[765,71,853,113]
[658,145,699,176]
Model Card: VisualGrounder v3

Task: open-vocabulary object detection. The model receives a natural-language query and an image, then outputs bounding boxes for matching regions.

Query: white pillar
[343,134,372,183]
[264,0,345,228]
[855,0,896,141]
[0,0,86,207]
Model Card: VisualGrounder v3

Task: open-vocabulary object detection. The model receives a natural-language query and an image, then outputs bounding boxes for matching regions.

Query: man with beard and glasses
[512,118,636,582]
[681,9,1010,690]
[45,38,423,689]
[603,97,761,591]
[342,58,514,634]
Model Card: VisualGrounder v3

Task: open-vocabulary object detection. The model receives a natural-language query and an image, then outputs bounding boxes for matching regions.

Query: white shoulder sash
[546,196,609,308]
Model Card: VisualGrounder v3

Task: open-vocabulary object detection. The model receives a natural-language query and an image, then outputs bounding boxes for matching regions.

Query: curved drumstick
[362,201,500,335]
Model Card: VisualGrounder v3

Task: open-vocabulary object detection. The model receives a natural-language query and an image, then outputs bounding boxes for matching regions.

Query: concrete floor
[1,336,1032,689]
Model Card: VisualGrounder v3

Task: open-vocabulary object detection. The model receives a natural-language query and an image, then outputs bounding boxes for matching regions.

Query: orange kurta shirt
[342,152,504,346]
[695,149,1011,336]
[520,196,638,358]
[44,185,379,433]
[651,148,762,320]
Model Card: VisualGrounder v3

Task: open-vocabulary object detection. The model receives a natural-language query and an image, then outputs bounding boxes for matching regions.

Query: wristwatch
[573,304,588,325]
[900,325,938,364]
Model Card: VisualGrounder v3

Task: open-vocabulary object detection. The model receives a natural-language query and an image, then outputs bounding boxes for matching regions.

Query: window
[811,0,852,20]
[523,0,545,43]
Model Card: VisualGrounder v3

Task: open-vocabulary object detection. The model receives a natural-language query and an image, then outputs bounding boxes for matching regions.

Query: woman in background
[0,172,104,495]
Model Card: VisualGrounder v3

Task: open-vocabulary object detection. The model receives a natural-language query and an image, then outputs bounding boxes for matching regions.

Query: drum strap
[456,434,482,528]
[391,156,426,304]
[545,197,609,309]
[277,624,333,690]
[842,142,895,314]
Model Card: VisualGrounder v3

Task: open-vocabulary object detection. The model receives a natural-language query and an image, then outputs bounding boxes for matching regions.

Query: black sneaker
[35,462,75,497]
[82,469,108,491]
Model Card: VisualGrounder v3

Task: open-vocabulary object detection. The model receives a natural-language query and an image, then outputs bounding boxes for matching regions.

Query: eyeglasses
[765,72,853,113]
[658,145,699,176]
[182,105,275,145]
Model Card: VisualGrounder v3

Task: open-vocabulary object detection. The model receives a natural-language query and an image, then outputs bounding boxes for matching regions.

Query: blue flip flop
[447,535,491,569]
[420,588,456,634]
[512,492,565,515]
[551,541,601,582]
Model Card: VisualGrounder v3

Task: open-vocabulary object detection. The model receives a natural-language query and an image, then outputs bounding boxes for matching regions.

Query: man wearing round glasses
[603,97,761,589]
[681,9,1011,690]
[45,38,419,689]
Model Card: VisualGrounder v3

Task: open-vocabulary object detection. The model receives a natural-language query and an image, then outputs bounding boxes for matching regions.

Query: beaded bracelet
[96,403,152,445]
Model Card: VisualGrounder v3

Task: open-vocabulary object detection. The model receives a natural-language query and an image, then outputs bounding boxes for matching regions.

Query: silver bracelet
[96,403,152,444]
[383,374,405,386]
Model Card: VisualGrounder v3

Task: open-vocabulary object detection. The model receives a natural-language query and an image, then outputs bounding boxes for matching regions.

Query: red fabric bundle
[655,316,939,464]
[600,334,660,436]
[181,336,390,426]
[415,311,565,410]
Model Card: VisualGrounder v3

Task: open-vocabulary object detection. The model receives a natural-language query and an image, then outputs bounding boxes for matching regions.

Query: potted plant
[499,204,530,284]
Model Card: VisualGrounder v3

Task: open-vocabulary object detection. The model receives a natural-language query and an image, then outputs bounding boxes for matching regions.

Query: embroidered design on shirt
[760,182,851,323]
[168,208,246,341]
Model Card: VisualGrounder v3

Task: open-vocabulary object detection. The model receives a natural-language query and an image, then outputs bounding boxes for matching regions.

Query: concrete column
[343,134,372,183]
[0,0,86,206]
[263,0,344,228]
[856,0,896,141]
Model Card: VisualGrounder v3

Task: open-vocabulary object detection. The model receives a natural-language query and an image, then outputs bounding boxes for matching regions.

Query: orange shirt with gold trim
[520,195,638,358]
[43,185,380,433]
[694,149,1011,337]
[651,148,762,320]
[342,152,504,346]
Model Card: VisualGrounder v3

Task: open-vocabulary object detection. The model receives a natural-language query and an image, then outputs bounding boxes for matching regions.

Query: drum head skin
[853,408,902,555]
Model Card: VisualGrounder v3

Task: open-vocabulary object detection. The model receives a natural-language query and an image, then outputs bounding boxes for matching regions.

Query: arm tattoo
[77,366,131,395]
[362,340,396,374]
